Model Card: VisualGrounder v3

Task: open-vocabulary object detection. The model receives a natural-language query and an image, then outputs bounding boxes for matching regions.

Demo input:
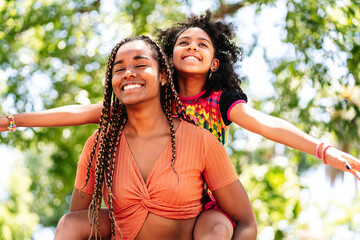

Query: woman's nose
[123,69,136,80]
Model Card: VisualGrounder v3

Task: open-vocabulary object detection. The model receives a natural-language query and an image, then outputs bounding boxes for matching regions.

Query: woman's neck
[177,73,206,97]
[125,103,169,137]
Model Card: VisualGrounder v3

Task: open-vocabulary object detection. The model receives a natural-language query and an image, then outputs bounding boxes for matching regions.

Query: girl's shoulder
[179,119,216,139]
[219,89,247,101]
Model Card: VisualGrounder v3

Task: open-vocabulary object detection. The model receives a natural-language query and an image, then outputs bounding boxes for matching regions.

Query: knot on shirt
[140,198,152,212]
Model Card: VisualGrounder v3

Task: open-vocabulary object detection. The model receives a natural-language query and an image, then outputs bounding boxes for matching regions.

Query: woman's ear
[160,71,167,86]
[168,55,174,67]
[210,58,220,72]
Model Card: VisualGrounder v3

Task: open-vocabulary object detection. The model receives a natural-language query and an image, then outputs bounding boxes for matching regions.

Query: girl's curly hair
[155,10,245,98]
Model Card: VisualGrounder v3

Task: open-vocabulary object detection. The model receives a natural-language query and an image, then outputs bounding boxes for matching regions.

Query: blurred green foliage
[0,157,38,240]
[1,0,359,239]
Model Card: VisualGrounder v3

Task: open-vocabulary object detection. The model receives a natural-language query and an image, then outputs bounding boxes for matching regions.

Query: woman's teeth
[124,84,142,90]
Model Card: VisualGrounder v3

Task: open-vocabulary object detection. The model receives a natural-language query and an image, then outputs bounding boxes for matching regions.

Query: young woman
[55,35,256,239]
[2,10,359,239]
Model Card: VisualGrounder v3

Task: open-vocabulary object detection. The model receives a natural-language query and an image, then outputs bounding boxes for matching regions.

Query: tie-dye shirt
[178,89,247,147]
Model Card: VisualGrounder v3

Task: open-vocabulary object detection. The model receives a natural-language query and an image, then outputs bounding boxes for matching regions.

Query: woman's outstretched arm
[229,102,360,180]
[0,103,102,132]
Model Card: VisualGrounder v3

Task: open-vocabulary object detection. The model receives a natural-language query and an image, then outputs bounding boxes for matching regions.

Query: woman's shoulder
[82,130,101,151]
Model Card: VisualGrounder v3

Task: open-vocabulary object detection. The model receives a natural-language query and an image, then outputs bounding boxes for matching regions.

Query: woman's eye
[178,41,188,45]
[199,43,208,48]
[136,65,147,68]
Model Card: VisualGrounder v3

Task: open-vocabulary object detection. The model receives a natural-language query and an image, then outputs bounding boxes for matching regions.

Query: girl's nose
[186,44,198,51]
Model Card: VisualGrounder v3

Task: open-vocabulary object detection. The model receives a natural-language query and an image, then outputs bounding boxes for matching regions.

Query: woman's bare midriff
[135,212,197,240]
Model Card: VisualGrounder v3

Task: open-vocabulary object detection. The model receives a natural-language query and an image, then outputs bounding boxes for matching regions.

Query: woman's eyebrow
[114,59,123,66]
[113,55,150,66]
[133,55,151,60]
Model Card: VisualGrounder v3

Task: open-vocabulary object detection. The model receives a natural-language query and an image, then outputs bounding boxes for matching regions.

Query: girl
[2,10,359,239]
[55,35,256,239]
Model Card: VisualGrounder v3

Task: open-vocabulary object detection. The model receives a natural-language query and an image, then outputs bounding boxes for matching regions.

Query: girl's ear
[210,58,220,72]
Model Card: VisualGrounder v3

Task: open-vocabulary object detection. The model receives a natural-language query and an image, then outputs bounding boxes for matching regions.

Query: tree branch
[213,1,246,19]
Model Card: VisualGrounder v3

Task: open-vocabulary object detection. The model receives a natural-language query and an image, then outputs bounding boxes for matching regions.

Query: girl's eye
[115,68,125,72]
[199,43,208,48]
[178,41,188,45]
[136,65,147,68]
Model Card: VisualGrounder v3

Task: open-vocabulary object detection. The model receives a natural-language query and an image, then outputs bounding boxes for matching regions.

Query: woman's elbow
[248,219,258,239]
[234,216,257,240]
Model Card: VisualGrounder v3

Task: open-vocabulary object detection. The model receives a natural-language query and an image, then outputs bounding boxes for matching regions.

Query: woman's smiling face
[111,40,162,106]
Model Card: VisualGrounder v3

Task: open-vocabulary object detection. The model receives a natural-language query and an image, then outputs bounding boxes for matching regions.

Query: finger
[341,154,360,172]
[337,156,351,171]
[350,169,360,181]
[343,160,351,171]
[343,158,360,181]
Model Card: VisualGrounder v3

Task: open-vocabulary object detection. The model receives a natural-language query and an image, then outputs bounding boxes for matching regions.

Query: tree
[0,156,38,240]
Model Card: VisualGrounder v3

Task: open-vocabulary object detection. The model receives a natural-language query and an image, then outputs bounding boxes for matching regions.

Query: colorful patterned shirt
[178,89,247,147]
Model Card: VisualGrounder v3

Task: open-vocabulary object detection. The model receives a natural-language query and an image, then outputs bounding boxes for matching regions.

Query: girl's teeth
[185,56,198,61]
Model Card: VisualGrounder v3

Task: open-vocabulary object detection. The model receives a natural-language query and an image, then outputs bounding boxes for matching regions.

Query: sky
[1,0,359,239]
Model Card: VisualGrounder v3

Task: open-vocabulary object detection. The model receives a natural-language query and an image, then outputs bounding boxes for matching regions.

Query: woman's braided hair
[155,10,245,98]
[79,35,193,239]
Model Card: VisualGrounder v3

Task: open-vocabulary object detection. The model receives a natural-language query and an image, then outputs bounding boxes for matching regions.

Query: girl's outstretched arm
[0,103,102,132]
[229,103,360,180]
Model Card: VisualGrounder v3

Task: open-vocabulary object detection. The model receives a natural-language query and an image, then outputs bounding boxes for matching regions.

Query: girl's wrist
[315,141,333,164]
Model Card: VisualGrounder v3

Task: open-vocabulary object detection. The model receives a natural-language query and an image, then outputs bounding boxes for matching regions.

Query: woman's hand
[325,147,360,181]
[0,115,9,132]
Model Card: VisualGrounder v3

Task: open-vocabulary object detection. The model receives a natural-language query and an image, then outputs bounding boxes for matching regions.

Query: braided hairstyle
[155,10,245,98]
[79,35,193,239]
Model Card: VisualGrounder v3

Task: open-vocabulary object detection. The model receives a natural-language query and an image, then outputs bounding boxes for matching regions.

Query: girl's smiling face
[112,40,163,106]
[171,27,219,77]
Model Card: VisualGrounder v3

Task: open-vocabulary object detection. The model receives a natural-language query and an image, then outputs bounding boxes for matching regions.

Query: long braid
[105,99,126,239]
[80,40,121,194]
[81,39,131,239]
[87,43,123,239]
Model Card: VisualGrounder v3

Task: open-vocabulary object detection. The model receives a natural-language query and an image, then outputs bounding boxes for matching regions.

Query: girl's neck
[177,73,206,97]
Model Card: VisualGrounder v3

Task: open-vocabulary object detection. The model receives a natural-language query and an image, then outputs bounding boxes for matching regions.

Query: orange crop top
[75,120,238,239]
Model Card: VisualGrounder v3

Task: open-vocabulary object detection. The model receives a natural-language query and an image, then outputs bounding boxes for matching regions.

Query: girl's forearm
[7,103,102,128]
[231,104,320,156]
[257,116,320,156]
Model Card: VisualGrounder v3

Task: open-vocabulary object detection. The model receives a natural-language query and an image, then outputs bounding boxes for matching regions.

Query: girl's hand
[0,115,9,132]
[325,147,360,181]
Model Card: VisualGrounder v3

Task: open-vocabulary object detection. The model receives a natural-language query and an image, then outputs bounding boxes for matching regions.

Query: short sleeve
[202,130,238,191]
[219,89,248,126]
[74,132,99,195]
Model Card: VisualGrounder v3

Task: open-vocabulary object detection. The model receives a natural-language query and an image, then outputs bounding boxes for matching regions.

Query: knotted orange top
[75,120,238,239]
